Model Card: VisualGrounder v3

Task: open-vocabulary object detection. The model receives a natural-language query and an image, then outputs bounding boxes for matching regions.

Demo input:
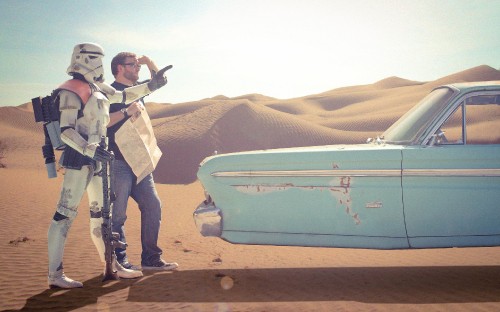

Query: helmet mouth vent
[94,74,104,82]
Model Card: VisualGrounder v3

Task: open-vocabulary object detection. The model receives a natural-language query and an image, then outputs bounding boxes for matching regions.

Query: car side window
[438,93,500,145]
[465,95,500,144]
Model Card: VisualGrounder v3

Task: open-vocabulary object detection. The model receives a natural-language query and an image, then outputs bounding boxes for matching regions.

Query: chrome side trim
[212,170,401,177]
[403,168,500,177]
[211,168,500,178]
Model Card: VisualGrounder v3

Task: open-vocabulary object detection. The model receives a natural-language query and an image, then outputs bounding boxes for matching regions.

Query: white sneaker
[113,259,143,279]
[48,271,83,289]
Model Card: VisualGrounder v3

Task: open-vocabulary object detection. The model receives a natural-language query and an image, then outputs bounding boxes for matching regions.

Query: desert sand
[1,65,499,311]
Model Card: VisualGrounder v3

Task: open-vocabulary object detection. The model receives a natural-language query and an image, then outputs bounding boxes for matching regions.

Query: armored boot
[48,212,82,289]
[110,258,143,279]
[48,269,83,289]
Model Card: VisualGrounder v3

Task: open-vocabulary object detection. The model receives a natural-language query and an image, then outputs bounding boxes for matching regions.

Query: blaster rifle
[100,137,127,281]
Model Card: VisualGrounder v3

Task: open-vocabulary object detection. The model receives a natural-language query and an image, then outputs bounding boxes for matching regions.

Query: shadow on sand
[7,275,138,312]
[12,266,500,310]
[128,266,500,304]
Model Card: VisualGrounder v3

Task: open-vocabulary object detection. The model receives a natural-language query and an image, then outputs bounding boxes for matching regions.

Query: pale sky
[1,0,499,106]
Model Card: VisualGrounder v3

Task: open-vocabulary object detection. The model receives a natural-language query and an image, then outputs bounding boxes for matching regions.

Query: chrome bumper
[193,198,222,237]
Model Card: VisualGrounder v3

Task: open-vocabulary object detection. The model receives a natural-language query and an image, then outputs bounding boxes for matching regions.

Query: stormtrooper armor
[47,43,169,288]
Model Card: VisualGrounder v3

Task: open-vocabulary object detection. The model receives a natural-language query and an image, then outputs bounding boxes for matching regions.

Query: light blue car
[194,82,500,249]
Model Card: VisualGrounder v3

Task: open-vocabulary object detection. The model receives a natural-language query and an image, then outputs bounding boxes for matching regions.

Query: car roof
[441,81,500,93]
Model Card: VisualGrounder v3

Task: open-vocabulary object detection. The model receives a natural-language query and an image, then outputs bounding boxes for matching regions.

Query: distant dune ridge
[1,65,500,183]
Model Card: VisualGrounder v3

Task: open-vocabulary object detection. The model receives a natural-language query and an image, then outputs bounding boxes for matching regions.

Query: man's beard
[124,71,139,83]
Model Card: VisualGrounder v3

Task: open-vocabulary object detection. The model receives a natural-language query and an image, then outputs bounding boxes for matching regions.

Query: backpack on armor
[32,79,91,178]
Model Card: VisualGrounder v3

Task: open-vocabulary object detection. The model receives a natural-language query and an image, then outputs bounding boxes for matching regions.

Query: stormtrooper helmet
[67,43,105,83]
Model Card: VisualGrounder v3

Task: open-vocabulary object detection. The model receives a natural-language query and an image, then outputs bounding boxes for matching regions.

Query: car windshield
[382,87,456,144]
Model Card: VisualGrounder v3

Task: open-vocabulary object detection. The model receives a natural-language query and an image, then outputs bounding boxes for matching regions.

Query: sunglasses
[122,63,141,69]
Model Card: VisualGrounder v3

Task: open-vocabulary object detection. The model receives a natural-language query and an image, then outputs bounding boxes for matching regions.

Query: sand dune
[372,76,424,89]
[153,99,357,183]
[151,65,500,183]
[432,64,500,86]
[1,65,499,311]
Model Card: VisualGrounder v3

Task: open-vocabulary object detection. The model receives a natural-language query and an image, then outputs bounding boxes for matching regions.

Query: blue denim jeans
[111,159,163,264]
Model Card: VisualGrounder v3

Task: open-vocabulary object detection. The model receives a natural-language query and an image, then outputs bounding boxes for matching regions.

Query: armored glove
[85,143,114,162]
[147,65,172,92]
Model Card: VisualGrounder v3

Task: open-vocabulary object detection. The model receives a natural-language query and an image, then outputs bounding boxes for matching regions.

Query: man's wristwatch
[120,108,128,118]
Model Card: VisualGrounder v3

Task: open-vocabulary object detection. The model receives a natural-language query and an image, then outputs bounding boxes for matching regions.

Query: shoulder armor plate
[56,79,92,104]
[58,91,82,110]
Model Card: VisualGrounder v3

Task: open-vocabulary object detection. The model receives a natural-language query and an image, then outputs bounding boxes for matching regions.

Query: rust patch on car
[340,177,351,188]
[331,179,359,225]
[233,176,361,225]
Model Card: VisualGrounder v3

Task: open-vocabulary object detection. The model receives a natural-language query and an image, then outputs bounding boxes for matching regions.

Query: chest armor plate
[75,91,110,144]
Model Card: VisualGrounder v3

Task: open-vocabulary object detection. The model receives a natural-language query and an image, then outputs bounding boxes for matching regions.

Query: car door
[402,92,500,248]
